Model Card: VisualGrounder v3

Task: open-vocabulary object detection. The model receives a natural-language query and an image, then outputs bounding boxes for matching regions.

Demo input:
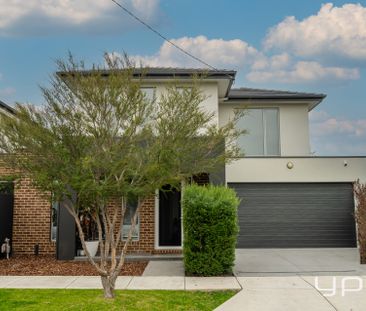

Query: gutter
[0,100,15,115]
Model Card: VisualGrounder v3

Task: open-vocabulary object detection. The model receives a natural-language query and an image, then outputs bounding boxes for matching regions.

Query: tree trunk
[101,275,117,299]
[64,198,140,299]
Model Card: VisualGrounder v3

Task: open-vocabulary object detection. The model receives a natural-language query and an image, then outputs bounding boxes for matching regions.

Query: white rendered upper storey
[60,67,360,161]
[128,68,325,158]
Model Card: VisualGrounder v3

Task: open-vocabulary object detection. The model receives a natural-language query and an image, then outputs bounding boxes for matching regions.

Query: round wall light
[287,161,294,169]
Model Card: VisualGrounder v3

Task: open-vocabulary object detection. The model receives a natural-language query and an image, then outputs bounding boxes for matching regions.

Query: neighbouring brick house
[0,100,56,256]
[1,68,366,260]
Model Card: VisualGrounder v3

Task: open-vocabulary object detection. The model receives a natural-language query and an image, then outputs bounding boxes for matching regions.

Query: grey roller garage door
[229,183,356,248]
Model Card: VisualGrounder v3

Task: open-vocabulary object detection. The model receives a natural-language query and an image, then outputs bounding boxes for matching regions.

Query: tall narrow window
[236,108,280,156]
[51,202,59,241]
[122,197,139,240]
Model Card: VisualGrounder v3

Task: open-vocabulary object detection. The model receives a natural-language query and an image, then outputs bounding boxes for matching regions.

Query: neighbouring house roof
[0,100,15,115]
[226,88,326,111]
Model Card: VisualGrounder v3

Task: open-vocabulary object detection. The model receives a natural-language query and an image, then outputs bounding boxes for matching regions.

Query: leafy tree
[0,54,243,298]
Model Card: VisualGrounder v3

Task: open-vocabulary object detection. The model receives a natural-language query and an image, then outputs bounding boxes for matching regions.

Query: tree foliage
[0,53,243,298]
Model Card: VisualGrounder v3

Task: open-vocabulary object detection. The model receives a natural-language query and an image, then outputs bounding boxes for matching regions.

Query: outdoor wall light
[287,162,294,169]
[344,160,348,167]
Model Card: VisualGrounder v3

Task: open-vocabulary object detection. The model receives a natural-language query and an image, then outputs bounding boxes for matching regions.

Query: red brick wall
[0,163,56,255]
[12,178,55,255]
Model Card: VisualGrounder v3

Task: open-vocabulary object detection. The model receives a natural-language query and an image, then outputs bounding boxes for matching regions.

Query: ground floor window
[51,202,59,241]
[122,197,139,240]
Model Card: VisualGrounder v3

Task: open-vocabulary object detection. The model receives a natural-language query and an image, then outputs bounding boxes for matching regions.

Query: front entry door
[159,186,181,247]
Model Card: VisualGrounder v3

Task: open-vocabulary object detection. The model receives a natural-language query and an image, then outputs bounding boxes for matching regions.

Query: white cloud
[247,60,359,83]
[310,110,366,155]
[310,112,366,137]
[251,53,291,71]
[130,36,259,68]
[264,3,366,62]
[309,110,364,135]
[123,35,360,84]
[0,0,160,36]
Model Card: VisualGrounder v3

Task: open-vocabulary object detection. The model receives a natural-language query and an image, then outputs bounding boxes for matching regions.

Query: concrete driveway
[234,248,366,276]
[214,249,366,311]
[215,275,366,311]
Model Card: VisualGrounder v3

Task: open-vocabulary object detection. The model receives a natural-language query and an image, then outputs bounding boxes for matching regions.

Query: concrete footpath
[0,275,241,291]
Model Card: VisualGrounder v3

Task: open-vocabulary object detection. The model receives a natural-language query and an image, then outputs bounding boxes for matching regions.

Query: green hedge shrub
[183,184,239,276]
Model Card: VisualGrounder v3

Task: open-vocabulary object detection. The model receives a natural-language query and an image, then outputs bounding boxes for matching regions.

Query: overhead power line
[110,0,220,71]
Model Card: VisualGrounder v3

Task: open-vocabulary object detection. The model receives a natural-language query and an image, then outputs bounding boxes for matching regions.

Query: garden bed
[0,256,147,276]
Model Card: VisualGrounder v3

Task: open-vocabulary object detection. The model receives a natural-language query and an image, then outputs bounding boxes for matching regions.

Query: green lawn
[0,289,236,311]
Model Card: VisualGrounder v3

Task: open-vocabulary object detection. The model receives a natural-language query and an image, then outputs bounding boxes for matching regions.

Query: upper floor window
[236,108,280,156]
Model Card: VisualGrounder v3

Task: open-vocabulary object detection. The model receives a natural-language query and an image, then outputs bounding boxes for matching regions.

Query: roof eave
[309,96,326,111]
[226,95,326,101]
[56,69,237,79]
[0,100,15,115]
[224,95,327,111]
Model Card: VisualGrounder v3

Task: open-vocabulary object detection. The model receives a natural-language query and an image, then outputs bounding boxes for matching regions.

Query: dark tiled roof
[228,88,326,100]
[133,67,236,77]
[58,67,237,80]
[0,100,15,114]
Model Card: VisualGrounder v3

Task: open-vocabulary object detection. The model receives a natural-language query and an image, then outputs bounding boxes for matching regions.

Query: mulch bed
[0,255,148,276]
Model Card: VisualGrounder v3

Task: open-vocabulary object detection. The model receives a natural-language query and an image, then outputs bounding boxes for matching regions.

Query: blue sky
[0,0,365,155]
